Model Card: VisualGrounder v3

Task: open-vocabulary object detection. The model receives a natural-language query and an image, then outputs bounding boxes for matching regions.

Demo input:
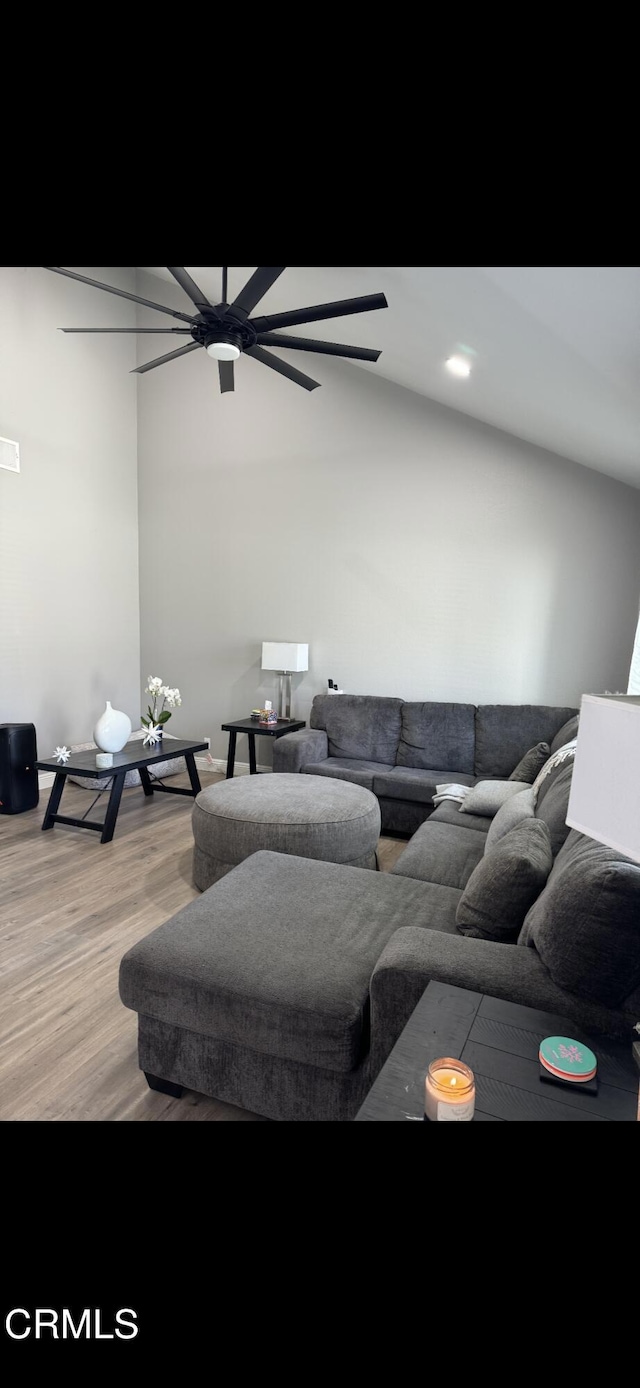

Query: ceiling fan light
[206,341,241,361]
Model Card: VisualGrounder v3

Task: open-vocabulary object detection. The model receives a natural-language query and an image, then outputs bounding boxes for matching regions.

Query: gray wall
[135,272,640,766]
[0,267,140,756]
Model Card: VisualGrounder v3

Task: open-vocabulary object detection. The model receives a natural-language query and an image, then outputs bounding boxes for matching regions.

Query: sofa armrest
[273,728,329,772]
[369,927,578,1072]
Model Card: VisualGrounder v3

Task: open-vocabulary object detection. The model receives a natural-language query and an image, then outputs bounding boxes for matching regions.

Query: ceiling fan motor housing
[202,325,245,354]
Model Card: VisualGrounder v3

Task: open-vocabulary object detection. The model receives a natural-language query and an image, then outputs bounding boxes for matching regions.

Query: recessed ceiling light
[445,355,472,378]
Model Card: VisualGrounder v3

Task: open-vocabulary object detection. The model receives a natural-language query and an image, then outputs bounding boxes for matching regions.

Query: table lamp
[566,694,640,863]
[261,642,309,722]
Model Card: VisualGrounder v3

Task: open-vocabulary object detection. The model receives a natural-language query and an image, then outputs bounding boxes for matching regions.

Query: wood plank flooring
[0,771,405,1122]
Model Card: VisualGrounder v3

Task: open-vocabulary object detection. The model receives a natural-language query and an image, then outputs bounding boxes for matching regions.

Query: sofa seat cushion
[396,702,476,772]
[309,694,403,764]
[119,850,461,1074]
[519,830,640,1007]
[429,802,492,833]
[391,818,487,889]
[373,767,475,805]
[301,758,392,790]
[474,705,578,778]
[456,819,553,942]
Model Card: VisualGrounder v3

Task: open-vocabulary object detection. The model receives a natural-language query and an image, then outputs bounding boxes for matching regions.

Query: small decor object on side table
[259,701,278,725]
[93,701,132,753]
[424,1057,475,1121]
[250,710,261,722]
[53,746,71,764]
[538,1036,598,1093]
[142,676,182,743]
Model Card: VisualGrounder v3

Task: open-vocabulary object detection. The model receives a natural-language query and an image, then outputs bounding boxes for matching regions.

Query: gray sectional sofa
[119,699,640,1121]
[273,695,579,833]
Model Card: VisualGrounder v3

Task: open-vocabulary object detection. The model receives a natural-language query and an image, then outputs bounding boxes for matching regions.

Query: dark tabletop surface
[36,738,207,777]
[356,981,638,1122]
[221,719,306,735]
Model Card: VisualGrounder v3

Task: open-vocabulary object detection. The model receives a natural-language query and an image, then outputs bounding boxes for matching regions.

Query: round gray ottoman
[192,773,381,890]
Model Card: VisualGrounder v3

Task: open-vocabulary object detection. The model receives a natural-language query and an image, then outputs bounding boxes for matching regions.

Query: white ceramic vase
[93,701,132,753]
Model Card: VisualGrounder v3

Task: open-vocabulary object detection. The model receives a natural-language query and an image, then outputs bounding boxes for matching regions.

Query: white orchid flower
[142,677,182,726]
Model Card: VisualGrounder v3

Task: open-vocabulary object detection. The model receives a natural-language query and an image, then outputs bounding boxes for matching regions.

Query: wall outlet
[203,737,211,750]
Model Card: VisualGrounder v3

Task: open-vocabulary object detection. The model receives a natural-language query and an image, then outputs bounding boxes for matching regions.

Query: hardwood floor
[0,772,406,1122]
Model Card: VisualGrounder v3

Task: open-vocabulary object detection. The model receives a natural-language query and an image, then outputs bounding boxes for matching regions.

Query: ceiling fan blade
[256,332,381,362]
[230,267,286,321]
[43,267,195,323]
[132,342,202,374]
[219,360,235,394]
[60,327,192,334]
[250,292,388,334]
[245,345,320,391]
[167,267,217,314]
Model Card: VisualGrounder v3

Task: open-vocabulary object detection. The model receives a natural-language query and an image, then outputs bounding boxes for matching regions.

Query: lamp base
[277,671,292,722]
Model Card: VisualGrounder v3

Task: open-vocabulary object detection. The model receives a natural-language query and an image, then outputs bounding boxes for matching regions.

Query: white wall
[134,270,640,765]
[0,267,140,756]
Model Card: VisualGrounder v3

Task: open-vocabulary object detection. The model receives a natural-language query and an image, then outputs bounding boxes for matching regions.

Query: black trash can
[0,723,39,814]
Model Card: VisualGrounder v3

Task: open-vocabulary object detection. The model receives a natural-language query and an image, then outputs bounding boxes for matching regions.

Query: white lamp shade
[261,642,308,673]
[566,694,640,863]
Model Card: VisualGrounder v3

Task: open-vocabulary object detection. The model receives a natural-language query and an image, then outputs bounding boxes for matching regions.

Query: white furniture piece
[261,641,309,722]
[566,694,640,863]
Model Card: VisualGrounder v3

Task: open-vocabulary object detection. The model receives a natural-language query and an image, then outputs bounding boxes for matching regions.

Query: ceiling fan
[44,267,388,394]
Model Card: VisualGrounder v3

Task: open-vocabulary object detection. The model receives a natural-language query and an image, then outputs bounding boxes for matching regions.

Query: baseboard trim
[38,772,55,790]
[195,756,271,775]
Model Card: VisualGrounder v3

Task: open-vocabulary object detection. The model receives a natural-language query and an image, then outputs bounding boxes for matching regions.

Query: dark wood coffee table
[355,981,638,1121]
[221,718,305,778]
[36,738,207,844]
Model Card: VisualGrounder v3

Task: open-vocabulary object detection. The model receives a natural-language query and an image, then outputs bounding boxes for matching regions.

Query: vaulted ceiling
[140,266,640,487]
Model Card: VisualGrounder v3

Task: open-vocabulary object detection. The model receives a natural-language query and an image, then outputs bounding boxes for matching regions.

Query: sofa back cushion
[474,705,578,778]
[534,762,574,857]
[310,695,404,764]
[397,702,476,772]
[550,714,580,753]
[519,829,640,1007]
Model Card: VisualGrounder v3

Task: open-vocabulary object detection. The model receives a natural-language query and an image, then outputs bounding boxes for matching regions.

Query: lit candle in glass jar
[424,1058,475,1121]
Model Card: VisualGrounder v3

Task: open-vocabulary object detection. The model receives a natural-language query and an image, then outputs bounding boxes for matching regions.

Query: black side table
[356,981,638,1121]
[221,718,306,778]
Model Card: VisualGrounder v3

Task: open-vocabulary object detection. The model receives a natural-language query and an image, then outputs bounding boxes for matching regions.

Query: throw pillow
[508,742,551,783]
[531,739,577,802]
[519,829,640,1007]
[484,787,536,852]
[458,780,530,817]
[456,820,553,942]
[550,714,580,755]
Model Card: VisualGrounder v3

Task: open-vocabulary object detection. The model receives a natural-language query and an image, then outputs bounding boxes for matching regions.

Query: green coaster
[539,1036,597,1079]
